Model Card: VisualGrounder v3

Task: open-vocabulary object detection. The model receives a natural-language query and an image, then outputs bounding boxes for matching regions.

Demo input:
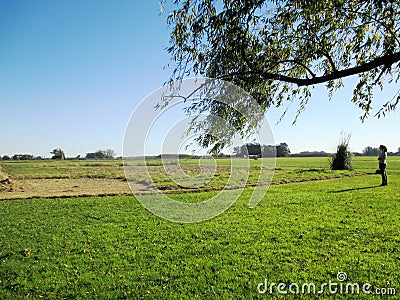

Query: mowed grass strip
[0,160,125,180]
[0,164,399,299]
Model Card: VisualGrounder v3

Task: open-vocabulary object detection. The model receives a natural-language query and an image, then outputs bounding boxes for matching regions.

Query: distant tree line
[290,151,331,157]
[155,154,202,159]
[233,143,290,157]
[2,145,400,160]
[0,148,116,160]
[85,149,116,159]
[353,146,399,156]
[9,154,34,160]
[362,146,383,156]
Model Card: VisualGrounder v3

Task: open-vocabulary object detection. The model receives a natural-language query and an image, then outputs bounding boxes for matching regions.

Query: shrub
[330,132,353,170]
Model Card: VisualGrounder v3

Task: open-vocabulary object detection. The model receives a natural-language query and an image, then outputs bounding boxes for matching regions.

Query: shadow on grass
[330,185,380,193]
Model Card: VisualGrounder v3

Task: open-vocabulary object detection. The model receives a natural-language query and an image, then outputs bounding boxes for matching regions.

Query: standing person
[378,145,388,186]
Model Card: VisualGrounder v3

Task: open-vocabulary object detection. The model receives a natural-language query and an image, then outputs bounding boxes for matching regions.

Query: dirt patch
[0,178,137,200]
[0,168,13,192]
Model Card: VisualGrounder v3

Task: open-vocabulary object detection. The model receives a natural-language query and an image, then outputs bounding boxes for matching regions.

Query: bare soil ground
[0,177,136,200]
[0,168,12,192]
[0,163,167,199]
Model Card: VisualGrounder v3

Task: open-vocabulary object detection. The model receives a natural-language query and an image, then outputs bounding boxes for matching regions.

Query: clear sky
[1,0,399,158]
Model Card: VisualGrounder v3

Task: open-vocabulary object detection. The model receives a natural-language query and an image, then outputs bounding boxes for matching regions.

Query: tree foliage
[11,154,34,160]
[164,0,400,150]
[51,148,65,160]
[233,142,289,157]
[276,142,290,157]
[86,149,115,159]
[86,151,105,160]
[104,149,116,159]
[363,146,380,156]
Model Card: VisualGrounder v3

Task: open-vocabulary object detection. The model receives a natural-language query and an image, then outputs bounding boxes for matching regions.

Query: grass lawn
[0,157,399,298]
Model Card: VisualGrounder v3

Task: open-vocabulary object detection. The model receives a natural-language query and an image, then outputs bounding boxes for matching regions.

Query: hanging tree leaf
[163,0,400,151]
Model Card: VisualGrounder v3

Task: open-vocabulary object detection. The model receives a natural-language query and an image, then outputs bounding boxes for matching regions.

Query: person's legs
[379,163,387,186]
[383,166,388,185]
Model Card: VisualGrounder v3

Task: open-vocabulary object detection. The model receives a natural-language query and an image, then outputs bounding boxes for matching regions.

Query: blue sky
[1,0,399,158]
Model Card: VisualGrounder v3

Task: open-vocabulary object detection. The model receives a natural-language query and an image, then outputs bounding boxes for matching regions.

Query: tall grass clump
[330,131,353,170]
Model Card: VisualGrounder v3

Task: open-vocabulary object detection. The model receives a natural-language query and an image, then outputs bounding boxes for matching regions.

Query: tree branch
[278,60,317,78]
[218,52,400,86]
[316,49,338,73]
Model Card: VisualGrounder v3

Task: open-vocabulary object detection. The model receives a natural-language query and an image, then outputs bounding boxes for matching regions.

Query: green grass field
[0,157,399,299]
